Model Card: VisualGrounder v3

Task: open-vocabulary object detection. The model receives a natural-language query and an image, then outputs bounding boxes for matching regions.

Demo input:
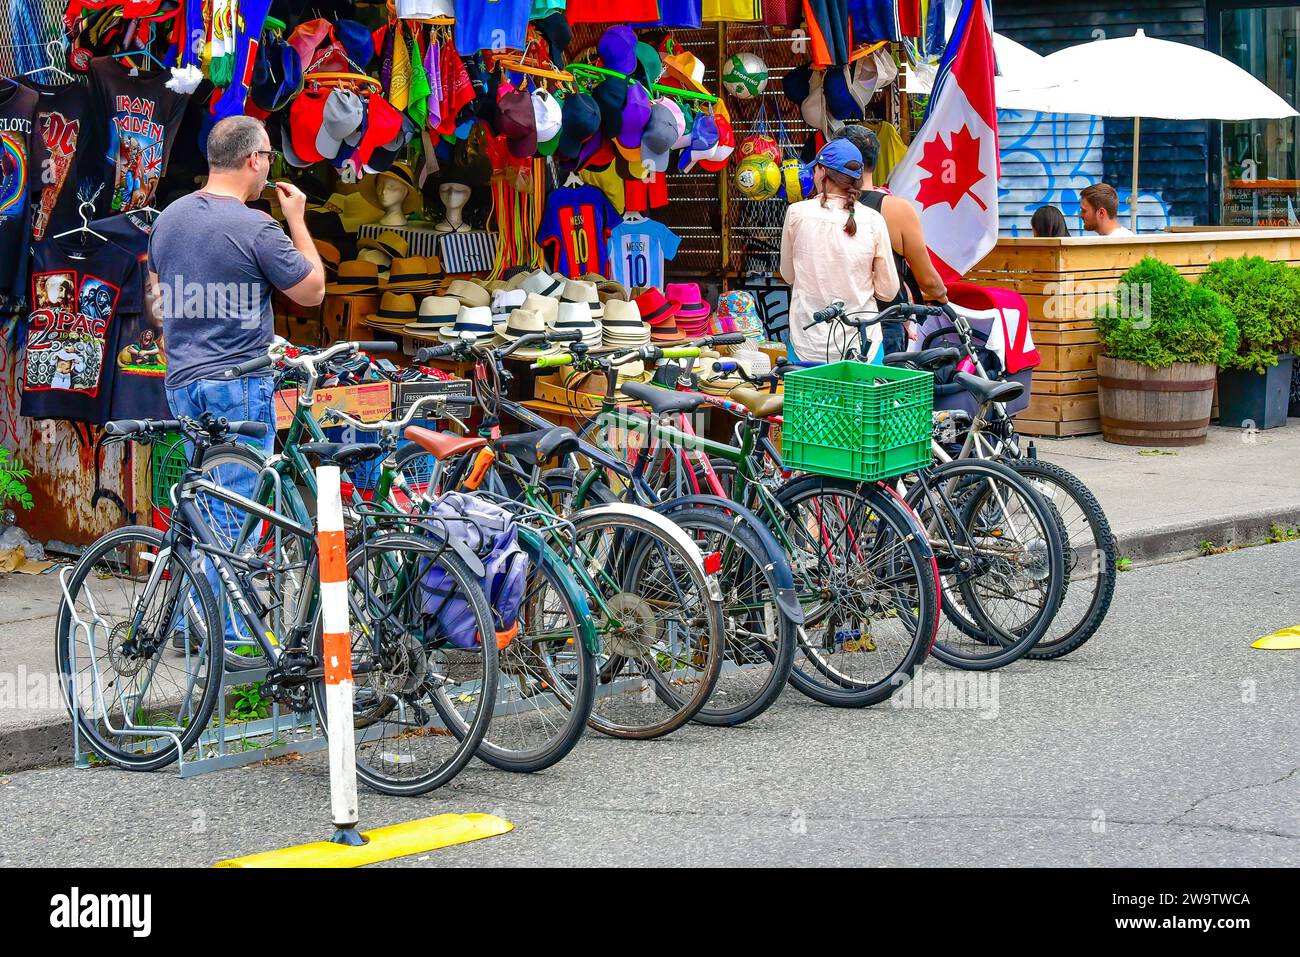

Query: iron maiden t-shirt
[0,82,39,307]
[21,233,142,424]
[88,58,187,215]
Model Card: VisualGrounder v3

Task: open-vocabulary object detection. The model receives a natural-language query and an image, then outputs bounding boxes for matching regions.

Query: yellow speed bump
[1252,625,1300,651]
[215,813,513,868]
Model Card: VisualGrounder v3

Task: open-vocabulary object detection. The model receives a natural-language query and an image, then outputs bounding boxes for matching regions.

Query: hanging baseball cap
[679,113,719,172]
[556,91,601,160]
[335,20,374,72]
[593,76,628,140]
[823,66,863,121]
[532,88,563,156]
[367,116,418,173]
[288,86,331,165]
[633,41,663,86]
[614,81,651,161]
[814,137,864,178]
[850,47,899,111]
[696,114,736,173]
[250,35,303,113]
[352,94,405,170]
[497,85,537,159]
[639,99,678,174]
[783,64,812,106]
[315,88,365,160]
[533,11,572,68]
[665,98,691,150]
[597,25,637,74]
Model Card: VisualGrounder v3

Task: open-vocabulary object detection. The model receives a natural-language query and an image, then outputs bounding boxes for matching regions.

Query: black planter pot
[1290,355,1300,417]
[1218,354,1295,430]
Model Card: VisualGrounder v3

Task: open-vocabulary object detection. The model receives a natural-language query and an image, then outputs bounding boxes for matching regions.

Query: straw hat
[358,230,409,260]
[365,291,418,329]
[551,300,603,346]
[520,291,559,326]
[601,298,650,346]
[496,308,561,359]
[491,288,528,325]
[438,305,499,343]
[325,259,381,295]
[562,278,603,319]
[521,269,565,297]
[383,256,440,293]
[404,295,460,334]
[445,278,492,309]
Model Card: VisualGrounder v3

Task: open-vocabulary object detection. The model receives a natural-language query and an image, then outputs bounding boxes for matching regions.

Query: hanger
[563,172,584,189]
[111,48,167,73]
[52,201,108,244]
[496,43,573,83]
[24,40,75,84]
[622,211,646,223]
[307,71,382,91]
[849,40,891,63]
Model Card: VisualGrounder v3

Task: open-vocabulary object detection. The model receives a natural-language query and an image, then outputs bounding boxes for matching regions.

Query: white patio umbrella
[997,29,1299,230]
[908,33,1057,99]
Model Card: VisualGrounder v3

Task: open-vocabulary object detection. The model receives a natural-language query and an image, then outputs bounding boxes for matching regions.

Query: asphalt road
[3,541,1297,868]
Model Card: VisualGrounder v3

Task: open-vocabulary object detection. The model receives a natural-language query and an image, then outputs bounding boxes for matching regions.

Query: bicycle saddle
[620,381,707,415]
[495,427,581,468]
[404,426,488,461]
[727,386,784,418]
[884,347,962,369]
[954,371,1025,406]
[298,442,385,467]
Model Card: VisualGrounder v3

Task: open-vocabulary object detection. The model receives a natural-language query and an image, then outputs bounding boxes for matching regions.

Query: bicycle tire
[1010,459,1117,659]
[907,459,1066,671]
[310,531,498,796]
[55,525,222,771]
[436,529,598,773]
[775,476,940,707]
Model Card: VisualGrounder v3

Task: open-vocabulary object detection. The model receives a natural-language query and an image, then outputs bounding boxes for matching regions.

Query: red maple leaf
[914,124,988,213]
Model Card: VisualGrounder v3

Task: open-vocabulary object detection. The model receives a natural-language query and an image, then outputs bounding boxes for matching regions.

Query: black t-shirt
[22,78,99,242]
[21,232,142,424]
[0,82,39,308]
[94,210,170,419]
[88,58,188,216]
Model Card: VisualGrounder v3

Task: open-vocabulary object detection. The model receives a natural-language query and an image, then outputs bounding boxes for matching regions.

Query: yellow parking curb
[1252,625,1300,651]
[214,813,513,868]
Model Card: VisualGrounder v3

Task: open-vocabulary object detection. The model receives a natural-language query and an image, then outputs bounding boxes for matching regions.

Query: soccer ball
[737,134,781,165]
[722,53,769,100]
[734,156,782,201]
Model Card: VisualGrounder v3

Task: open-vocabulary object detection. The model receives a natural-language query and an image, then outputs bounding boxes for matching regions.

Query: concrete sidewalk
[1032,424,1300,564]
[2,421,1298,773]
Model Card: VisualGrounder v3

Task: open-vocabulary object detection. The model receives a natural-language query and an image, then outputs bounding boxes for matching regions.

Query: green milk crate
[781,361,933,482]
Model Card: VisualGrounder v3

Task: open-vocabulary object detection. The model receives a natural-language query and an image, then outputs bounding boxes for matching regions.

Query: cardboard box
[274,381,392,429]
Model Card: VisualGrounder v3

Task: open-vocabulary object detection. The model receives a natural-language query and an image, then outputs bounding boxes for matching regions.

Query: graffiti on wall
[1,318,130,543]
[997,109,1193,236]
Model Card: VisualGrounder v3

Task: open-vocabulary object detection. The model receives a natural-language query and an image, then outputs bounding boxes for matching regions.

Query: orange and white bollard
[316,465,363,846]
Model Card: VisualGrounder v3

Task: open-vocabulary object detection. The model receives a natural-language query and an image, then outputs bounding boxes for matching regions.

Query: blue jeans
[167,376,276,648]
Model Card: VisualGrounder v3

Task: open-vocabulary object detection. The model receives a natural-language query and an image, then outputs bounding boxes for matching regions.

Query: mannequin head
[435,182,472,232]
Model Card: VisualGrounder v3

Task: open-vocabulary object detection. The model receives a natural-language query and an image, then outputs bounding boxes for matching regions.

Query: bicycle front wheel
[311,531,498,796]
[55,525,222,771]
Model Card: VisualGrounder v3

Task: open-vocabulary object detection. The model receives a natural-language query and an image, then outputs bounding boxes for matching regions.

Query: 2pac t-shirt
[536,184,619,279]
[607,217,681,289]
[21,233,142,424]
[23,79,98,242]
[88,58,189,215]
[0,83,39,307]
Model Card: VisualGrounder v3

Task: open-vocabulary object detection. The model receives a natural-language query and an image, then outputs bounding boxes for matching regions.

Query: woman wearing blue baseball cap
[779,138,900,363]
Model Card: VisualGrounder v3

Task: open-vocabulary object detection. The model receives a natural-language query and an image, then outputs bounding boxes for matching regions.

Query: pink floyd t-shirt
[21,233,142,424]
[88,58,188,215]
[0,82,39,307]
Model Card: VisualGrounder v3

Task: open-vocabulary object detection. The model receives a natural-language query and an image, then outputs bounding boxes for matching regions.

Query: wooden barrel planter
[1097,356,1217,446]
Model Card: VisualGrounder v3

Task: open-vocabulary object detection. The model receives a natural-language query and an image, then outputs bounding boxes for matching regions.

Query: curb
[5,508,1300,775]
[1115,506,1300,567]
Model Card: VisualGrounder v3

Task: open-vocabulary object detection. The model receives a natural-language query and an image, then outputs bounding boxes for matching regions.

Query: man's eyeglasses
[252,149,278,162]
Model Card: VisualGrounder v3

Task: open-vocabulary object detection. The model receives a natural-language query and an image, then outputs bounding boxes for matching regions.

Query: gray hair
[207,116,268,171]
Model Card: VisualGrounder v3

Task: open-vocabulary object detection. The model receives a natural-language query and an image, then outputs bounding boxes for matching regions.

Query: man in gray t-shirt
[147,115,323,649]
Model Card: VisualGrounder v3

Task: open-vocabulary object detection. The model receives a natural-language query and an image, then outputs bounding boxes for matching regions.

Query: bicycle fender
[517,526,600,656]
[656,494,804,625]
[575,503,723,603]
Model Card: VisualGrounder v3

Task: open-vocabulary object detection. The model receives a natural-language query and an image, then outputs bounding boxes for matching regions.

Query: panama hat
[325,259,381,295]
[438,305,499,343]
[491,288,528,325]
[495,308,562,358]
[520,292,559,326]
[551,300,603,346]
[358,230,409,260]
[383,256,440,293]
[365,291,418,329]
[520,269,564,297]
[360,160,422,215]
[562,278,603,319]
[601,299,650,346]
[403,295,460,334]
[445,278,491,309]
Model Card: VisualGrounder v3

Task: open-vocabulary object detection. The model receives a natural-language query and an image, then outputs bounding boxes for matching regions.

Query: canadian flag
[888,0,999,279]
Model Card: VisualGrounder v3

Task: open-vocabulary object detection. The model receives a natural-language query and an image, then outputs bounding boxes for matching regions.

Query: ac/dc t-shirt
[88,58,188,215]
[0,82,39,307]
[608,217,681,289]
[23,79,98,242]
[536,184,618,279]
[93,209,171,420]
[21,233,142,424]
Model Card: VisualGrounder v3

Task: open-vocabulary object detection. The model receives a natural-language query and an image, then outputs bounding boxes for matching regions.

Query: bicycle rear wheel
[55,526,222,771]
[906,459,1066,670]
[311,531,498,796]
[776,477,939,707]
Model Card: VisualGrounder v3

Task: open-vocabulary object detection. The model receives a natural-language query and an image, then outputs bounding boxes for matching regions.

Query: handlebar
[225,338,399,379]
[804,301,944,331]
[105,417,269,441]
[322,392,474,435]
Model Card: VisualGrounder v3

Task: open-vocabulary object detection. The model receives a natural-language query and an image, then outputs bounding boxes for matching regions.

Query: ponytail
[818,165,863,236]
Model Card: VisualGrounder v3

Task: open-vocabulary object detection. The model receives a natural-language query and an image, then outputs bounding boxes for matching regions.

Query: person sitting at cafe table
[1080,183,1134,237]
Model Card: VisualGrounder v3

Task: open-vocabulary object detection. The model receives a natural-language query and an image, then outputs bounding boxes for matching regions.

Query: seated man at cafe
[1080,182,1134,237]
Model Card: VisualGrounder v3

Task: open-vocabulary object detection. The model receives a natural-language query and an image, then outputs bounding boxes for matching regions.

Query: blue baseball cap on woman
[815,138,864,177]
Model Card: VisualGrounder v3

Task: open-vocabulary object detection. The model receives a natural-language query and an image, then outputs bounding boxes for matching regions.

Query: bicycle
[56,414,499,795]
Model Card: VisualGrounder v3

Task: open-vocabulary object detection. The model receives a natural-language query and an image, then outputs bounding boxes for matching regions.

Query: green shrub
[1095,257,1238,369]
[1197,256,1300,374]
